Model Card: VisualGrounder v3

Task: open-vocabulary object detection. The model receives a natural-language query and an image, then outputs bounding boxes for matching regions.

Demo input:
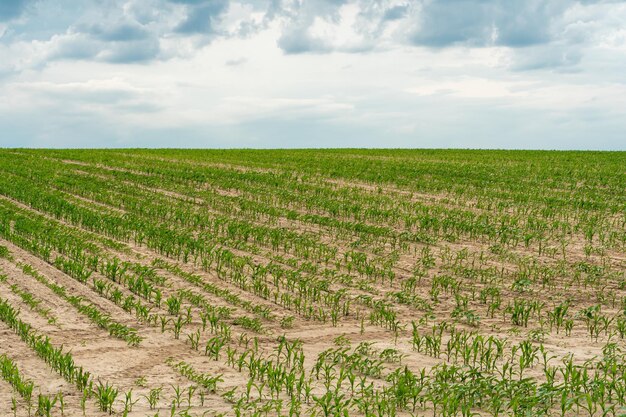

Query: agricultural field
[0,148,624,417]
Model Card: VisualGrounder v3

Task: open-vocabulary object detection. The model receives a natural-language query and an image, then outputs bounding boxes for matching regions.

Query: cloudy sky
[1,0,625,149]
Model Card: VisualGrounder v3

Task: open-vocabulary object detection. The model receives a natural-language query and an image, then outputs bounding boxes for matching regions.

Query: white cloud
[0,0,625,149]
[406,78,534,99]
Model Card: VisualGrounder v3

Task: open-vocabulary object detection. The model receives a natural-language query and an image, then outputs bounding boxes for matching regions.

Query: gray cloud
[173,0,229,34]
[382,4,408,21]
[510,45,583,71]
[31,2,166,64]
[0,0,624,72]
[275,0,351,54]
[272,0,576,55]
[407,1,568,48]
[98,38,160,63]
[1,0,236,68]
[22,80,139,103]
[48,22,161,64]
[83,22,150,42]
[47,34,99,60]
[277,27,330,54]
[267,0,626,73]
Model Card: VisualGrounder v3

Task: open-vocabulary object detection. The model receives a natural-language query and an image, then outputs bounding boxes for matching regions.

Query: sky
[0,0,625,149]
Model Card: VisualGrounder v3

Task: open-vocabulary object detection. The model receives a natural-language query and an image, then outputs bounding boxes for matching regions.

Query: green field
[0,149,624,416]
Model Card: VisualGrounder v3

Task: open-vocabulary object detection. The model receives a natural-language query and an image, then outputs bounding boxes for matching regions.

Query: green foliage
[0,149,624,417]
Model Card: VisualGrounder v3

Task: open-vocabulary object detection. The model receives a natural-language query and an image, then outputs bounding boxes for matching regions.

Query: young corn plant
[95,381,118,414]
